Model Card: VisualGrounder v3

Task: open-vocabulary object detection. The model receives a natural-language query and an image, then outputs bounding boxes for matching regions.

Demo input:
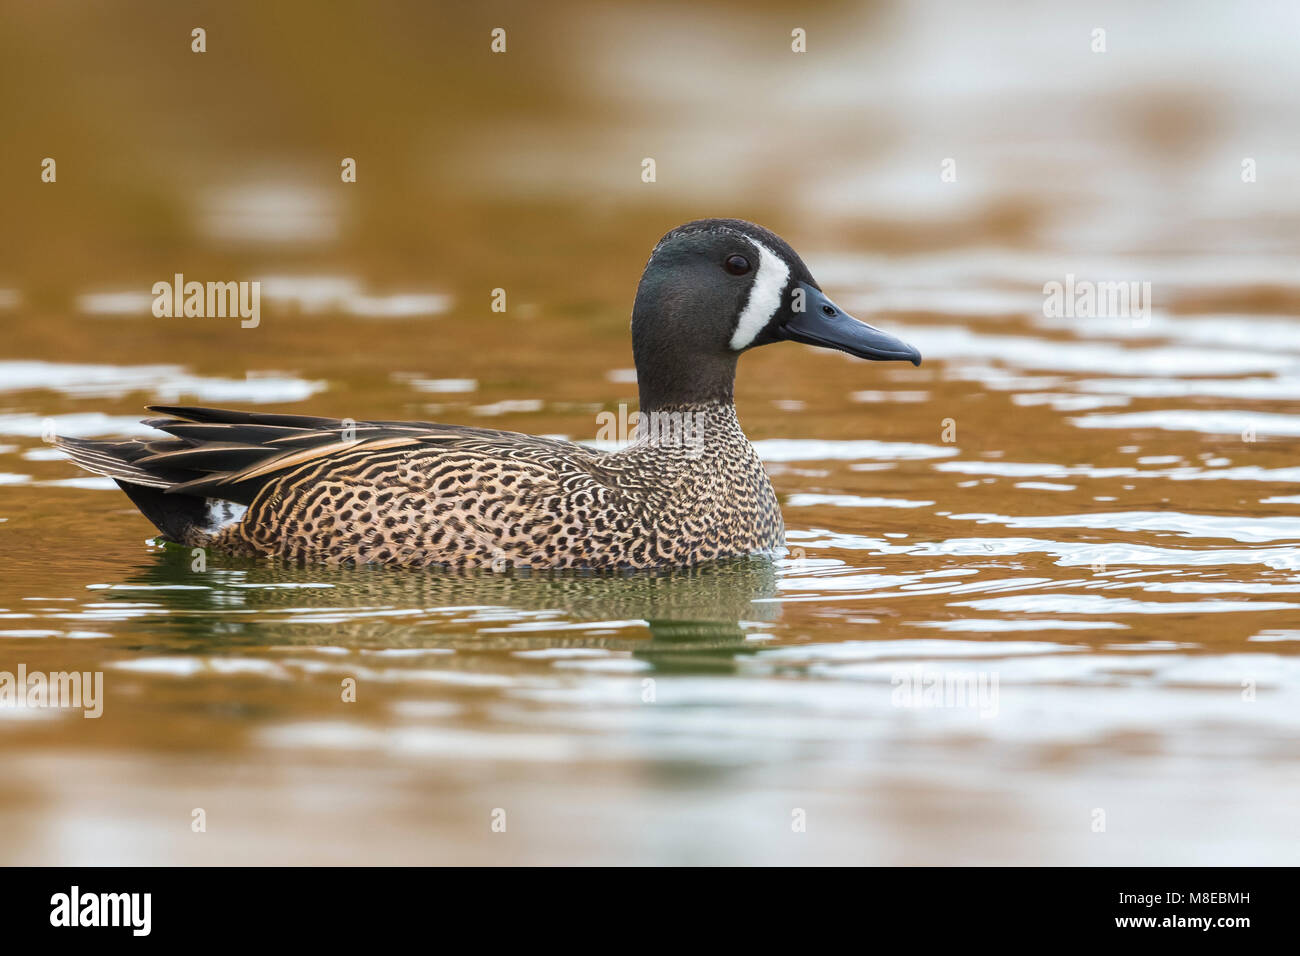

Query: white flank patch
[729,238,790,350]
[203,499,248,534]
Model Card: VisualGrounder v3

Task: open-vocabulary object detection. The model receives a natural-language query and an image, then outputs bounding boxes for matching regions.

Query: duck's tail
[57,404,426,547]
[56,436,208,543]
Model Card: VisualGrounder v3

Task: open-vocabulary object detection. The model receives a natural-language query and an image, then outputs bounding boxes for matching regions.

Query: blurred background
[2,0,1299,865]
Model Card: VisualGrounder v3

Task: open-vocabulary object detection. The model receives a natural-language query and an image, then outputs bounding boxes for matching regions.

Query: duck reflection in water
[99,548,781,670]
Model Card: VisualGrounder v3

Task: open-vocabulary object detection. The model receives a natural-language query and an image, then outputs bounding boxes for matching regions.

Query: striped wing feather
[59,404,598,505]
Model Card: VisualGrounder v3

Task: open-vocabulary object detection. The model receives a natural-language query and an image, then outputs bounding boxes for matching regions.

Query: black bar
[0,867,1284,942]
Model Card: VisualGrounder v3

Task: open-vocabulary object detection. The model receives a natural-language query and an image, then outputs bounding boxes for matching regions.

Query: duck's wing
[58,404,597,508]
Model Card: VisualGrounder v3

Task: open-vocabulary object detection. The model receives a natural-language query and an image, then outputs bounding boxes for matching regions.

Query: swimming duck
[59,218,920,570]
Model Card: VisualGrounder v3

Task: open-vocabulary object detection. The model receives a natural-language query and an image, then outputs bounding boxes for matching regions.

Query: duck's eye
[724,254,751,276]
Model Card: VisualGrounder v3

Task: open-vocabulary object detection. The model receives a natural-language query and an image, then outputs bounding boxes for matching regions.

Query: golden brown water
[2,0,1299,864]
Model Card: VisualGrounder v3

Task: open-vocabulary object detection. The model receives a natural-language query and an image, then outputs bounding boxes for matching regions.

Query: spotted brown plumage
[102,402,780,568]
[58,218,921,570]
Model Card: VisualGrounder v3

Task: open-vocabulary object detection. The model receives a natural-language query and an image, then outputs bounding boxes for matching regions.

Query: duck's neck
[634,351,737,413]
[628,399,746,463]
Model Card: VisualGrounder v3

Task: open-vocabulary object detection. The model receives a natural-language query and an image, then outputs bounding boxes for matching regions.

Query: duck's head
[631,218,921,410]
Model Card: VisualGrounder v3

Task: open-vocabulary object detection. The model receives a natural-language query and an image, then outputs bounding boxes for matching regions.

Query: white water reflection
[955,595,1299,615]
[753,439,956,462]
[255,275,452,317]
[947,510,1300,544]
[1075,376,1300,399]
[787,528,1300,572]
[906,326,1294,376]
[0,361,326,403]
[1072,409,1300,436]
[786,493,935,508]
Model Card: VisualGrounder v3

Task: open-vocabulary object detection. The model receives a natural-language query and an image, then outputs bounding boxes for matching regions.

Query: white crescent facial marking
[729,238,790,351]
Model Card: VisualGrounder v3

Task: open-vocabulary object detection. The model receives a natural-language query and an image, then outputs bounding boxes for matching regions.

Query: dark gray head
[631,218,921,410]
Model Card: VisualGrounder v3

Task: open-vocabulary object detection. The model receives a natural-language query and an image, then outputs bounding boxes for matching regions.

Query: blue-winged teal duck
[60,218,921,570]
